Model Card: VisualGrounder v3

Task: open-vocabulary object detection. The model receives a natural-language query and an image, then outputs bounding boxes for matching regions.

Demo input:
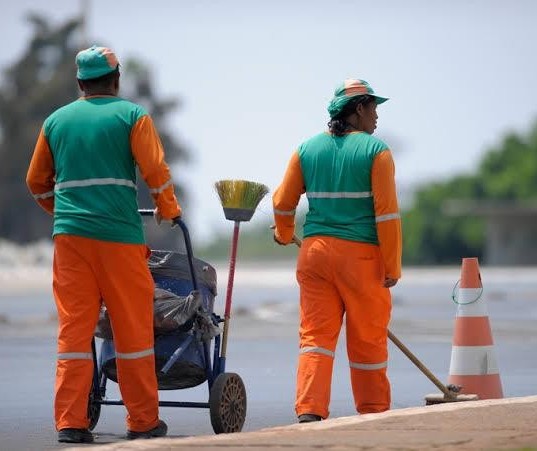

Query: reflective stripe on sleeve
[306,191,372,199]
[115,348,154,360]
[349,360,388,370]
[32,190,54,200]
[300,346,335,358]
[55,178,137,190]
[57,352,93,360]
[148,179,173,194]
[375,213,401,223]
[273,208,296,216]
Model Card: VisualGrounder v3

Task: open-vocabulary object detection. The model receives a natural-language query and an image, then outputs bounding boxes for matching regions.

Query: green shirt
[298,132,387,243]
[44,96,147,244]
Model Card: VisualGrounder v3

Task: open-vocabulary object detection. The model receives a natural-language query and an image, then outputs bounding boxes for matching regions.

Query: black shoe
[298,414,322,423]
[126,419,168,440]
[57,428,94,443]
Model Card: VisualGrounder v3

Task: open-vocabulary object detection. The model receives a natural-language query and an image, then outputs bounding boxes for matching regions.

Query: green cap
[327,79,388,119]
[76,45,120,80]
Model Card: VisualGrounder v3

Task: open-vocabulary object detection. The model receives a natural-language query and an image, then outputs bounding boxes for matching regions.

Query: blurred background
[1,0,537,265]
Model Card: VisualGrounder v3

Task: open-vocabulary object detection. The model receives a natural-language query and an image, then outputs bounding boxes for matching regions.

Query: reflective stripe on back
[306,191,372,199]
[55,178,137,191]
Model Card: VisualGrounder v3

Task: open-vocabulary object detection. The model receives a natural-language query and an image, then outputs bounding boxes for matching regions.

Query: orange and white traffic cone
[448,257,503,399]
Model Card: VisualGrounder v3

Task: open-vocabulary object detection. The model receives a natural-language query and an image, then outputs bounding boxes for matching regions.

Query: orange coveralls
[26,113,181,432]
[273,149,402,418]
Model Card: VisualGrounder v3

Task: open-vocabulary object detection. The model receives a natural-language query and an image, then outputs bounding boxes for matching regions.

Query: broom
[215,180,269,372]
[285,233,479,405]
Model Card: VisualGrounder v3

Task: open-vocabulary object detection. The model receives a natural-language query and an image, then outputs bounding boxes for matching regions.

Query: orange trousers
[52,234,159,432]
[295,236,391,418]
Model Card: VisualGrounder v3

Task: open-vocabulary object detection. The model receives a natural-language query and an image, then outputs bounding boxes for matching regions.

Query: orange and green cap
[76,45,120,80]
[327,79,388,118]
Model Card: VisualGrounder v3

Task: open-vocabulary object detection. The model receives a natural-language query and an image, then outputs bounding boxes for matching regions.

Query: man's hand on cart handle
[171,216,182,228]
[154,207,181,227]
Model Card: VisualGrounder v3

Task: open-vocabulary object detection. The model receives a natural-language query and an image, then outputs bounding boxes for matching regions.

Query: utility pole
[80,0,90,48]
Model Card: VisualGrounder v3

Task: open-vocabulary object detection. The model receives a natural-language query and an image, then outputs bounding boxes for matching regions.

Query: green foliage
[0,13,189,244]
[479,131,537,200]
[196,222,299,261]
[403,121,537,265]
[196,214,305,261]
[198,118,537,265]
[0,16,81,242]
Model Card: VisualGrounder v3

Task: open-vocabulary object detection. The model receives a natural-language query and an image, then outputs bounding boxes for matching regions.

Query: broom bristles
[215,179,269,210]
[215,179,269,222]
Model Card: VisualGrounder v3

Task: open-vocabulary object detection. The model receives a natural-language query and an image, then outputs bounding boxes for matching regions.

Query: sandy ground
[65,396,537,451]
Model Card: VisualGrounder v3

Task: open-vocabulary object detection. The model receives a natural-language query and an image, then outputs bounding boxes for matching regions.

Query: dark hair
[78,68,120,91]
[328,95,376,137]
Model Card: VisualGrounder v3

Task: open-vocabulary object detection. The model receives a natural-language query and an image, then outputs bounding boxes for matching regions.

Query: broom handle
[386,330,453,397]
[289,233,454,398]
[221,221,241,361]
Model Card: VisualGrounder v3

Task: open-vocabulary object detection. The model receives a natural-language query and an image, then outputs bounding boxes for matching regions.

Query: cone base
[448,374,503,399]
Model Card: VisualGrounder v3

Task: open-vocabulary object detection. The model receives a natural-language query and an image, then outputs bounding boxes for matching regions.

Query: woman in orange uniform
[272,79,402,423]
[26,46,180,443]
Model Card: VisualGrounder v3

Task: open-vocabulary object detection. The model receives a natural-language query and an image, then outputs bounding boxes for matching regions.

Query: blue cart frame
[88,211,247,434]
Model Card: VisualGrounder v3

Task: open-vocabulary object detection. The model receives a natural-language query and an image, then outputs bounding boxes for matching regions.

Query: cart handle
[138,209,198,291]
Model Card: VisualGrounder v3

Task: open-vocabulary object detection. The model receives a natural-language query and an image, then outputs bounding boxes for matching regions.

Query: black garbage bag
[94,288,202,339]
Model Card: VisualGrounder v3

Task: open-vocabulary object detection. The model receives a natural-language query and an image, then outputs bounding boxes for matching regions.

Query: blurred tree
[196,121,537,263]
[479,130,537,200]
[0,13,189,246]
[197,212,306,261]
[402,121,537,265]
[402,176,485,264]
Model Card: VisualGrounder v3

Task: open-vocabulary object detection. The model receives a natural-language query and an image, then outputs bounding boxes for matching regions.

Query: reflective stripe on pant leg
[295,237,343,419]
[95,241,159,432]
[53,235,101,430]
[332,239,392,413]
[296,350,335,419]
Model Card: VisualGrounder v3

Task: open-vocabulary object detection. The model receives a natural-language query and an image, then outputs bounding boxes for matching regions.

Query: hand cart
[87,210,247,434]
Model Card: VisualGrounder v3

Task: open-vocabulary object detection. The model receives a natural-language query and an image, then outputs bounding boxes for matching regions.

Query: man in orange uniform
[273,79,402,423]
[26,45,181,443]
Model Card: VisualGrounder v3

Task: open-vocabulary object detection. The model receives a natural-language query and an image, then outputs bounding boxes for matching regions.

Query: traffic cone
[447,257,503,399]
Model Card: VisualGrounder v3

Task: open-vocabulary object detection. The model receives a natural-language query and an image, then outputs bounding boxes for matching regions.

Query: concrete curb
[68,395,537,450]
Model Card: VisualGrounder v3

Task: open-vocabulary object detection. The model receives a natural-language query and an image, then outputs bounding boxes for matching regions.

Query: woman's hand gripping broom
[215,180,269,373]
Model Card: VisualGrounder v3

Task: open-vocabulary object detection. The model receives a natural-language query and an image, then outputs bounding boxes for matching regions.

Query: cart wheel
[209,372,247,434]
[87,392,101,431]
[88,373,104,431]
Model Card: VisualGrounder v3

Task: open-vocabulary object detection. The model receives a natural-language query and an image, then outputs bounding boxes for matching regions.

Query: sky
[2,0,537,245]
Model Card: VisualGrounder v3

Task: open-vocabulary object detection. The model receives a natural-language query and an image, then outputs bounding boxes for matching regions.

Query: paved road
[1,265,536,450]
